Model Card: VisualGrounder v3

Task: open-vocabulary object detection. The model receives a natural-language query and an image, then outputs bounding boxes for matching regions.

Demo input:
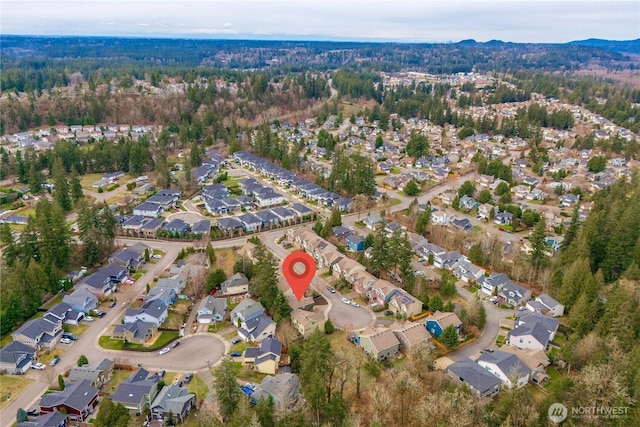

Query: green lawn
[125,332,179,351]
[0,375,33,410]
[103,369,135,394]
[98,336,125,350]
[188,374,210,401]
[390,167,401,174]
[132,272,143,280]
[0,335,13,347]
[64,323,90,336]
[41,293,65,310]
[80,173,104,189]
[231,341,252,353]
[390,198,402,206]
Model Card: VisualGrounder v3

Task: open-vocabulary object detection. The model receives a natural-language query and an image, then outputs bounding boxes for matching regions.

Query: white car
[350,301,360,307]
[32,363,46,370]
[152,254,162,259]
[413,269,424,275]
[159,347,171,355]
[341,298,350,304]
[60,338,72,344]
[84,316,94,322]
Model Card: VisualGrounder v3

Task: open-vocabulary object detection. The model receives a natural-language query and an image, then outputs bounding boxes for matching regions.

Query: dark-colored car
[109,301,117,307]
[327,286,336,293]
[50,357,60,367]
[231,338,241,345]
[384,310,394,316]
[97,311,106,318]
[172,340,181,348]
[159,370,166,378]
[230,352,242,357]
[62,332,78,340]
[27,409,39,416]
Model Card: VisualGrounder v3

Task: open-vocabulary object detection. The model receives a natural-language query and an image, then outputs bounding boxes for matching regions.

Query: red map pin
[282,251,316,301]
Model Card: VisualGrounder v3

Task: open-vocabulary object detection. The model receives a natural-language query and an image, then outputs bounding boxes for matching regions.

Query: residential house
[163,218,190,236]
[271,207,296,224]
[431,211,454,225]
[434,250,465,270]
[0,341,36,373]
[124,299,168,327]
[109,244,148,269]
[145,287,177,306]
[507,320,554,351]
[478,203,494,219]
[68,358,114,389]
[191,220,211,236]
[112,321,157,345]
[388,290,423,318]
[494,211,513,225]
[250,373,302,412]
[74,271,113,297]
[231,298,265,326]
[425,311,462,338]
[516,313,559,342]
[243,338,283,375]
[196,296,227,323]
[290,203,312,219]
[133,202,163,218]
[39,380,99,422]
[389,321,432,353]
[478,273,511,295]
[491,345,550,385]
[332,226,352,240]
[12,316,62,350]
[16,411,67,427]
[525,294,564,317]
[453,259,486,284]
[291,308,326,338]
[459,195,478,210]
[110,368,160,414]
[452,218,472,231]
[476,350,530,389]
[62,289,98,314]
[216,217,244,234]
[155,275,187,295]
[47,302,84,326]
[440,191,456,206]
[497,281,531,307]
[254,210,280,228]
[363,213,383,230]
[150,384,196,423]
[447,359,501,398]
[238,213,262,232]
[238,313,277,343]
[356,326,400,361]
[220,272,250,296]
[345,234,365,252]
[254,190,284,207]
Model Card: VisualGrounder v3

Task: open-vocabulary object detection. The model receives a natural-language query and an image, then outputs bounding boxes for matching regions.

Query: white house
[526,294,564,317]
[124,300,168,327]
[476,350,530,389]
[196,296,227,323]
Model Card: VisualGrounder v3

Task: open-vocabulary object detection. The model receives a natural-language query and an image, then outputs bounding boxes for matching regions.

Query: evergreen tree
[77,355,89,366]
[468,242,484,266]
[94,398,130,427]
[529,216,548,272]
[440,325,460,349]
[300,330,333,426]
[214,357,241,422]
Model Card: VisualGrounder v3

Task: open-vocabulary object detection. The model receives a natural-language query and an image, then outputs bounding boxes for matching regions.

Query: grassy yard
[0,375,33,410]
[41,293,65,310]
[132,272,143,280]
[103,369,135,394]
[64,323,90,337]
[125,332,179,351]
[0,335,13,347]
[164,371,178,385]
[213,247,239,277]
[231,341,252,354]
[188,374,210,401]
[208,320,231,333]
[390,198,402,206]
[38,348,64,365]
[223,330,239,340]
[80,173,104,189]
[98,336,125,350]
[165,311,184,330]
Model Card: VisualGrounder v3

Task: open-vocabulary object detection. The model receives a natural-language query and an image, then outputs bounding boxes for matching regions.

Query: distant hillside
[567,38,640,54]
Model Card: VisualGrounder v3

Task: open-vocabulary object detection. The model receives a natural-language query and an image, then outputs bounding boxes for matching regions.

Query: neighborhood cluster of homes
[447,310,561,398]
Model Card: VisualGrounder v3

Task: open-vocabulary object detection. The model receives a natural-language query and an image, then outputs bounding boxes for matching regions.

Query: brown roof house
[356,326,400,361]
[291,308,326,339]
[389,320,432,353]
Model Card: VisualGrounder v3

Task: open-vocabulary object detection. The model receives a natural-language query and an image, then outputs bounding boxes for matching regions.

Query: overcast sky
[1,0,638,43]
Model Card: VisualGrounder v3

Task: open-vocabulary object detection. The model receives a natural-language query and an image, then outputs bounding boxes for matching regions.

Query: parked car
[12,369,23,375]
[152,254,162,259]
[62,333,77,340]
[96,310,106,318]
[327,286,336,293]
[413,269,424,275]
[84,316,94,322]
[184,373,194,383]
[341,298,350,304]
[230,352,242,357]
[158,347,171,355]
[518,306,527,311]
[172,341,181,348]
[384,310,394,316]
[60,338,72,344]
[50,357,60,366]
[350,300,360,307]
[32,363,46,370]
[231,338,241,345]
[109,301,117,308]
[159,370,166,378]
[27,409,39,416]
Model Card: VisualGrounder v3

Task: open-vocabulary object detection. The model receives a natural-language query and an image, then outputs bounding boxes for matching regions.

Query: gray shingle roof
[39,379,98,412]
[477,350,530,378]
[448,359,502,396]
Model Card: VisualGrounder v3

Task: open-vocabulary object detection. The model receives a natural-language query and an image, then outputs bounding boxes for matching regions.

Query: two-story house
[196,296,227,323]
